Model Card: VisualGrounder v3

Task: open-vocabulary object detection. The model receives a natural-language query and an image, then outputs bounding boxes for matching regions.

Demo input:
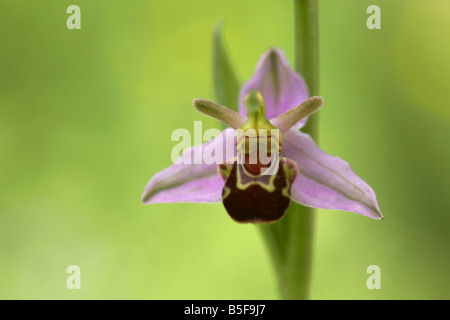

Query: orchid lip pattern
[142,48,383,222]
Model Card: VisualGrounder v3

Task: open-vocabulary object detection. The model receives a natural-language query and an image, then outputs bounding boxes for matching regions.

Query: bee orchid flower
[141,48,383,223]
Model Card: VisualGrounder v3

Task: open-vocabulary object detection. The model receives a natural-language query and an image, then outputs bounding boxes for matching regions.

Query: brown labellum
[218,157,298,224]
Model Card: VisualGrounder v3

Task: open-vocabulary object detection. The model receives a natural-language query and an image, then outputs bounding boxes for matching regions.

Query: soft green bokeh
[0,0,449,299]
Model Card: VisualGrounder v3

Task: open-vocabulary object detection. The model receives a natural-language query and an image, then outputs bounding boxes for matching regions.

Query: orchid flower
[142,48,383,223]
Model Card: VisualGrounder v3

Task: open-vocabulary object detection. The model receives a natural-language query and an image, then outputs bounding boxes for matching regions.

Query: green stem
[295,0,320,135]
[260,0,319,300]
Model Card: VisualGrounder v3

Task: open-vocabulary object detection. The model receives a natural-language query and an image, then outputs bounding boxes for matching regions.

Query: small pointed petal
[194,98,246,129]
[271,96,323,133]
[218,162,234,182]
[240,48,309,126]
[282,130,383,219]
[142,129,236,204]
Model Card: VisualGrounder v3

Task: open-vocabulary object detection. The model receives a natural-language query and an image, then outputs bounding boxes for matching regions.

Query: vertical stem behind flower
[295,0,319,135]
[288,0,319,299]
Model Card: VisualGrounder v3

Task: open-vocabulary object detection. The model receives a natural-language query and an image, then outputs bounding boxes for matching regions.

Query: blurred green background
[0,0,449,299]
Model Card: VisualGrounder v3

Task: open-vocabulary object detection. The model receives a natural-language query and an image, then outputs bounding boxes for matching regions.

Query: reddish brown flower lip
[220,158,298,224]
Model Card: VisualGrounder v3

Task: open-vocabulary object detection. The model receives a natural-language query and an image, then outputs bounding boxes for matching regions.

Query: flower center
[236,90,282,175]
